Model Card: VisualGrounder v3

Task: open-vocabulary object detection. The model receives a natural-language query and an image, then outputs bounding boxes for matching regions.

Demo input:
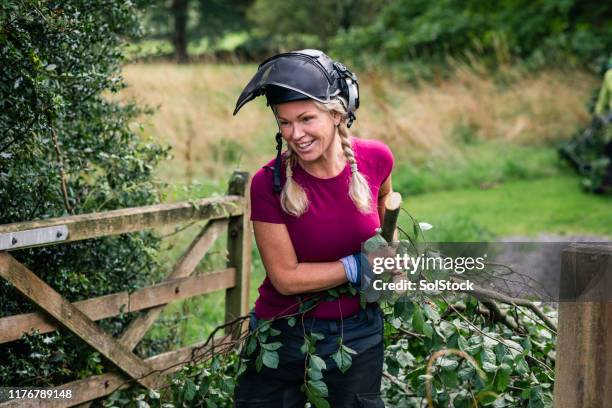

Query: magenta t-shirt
[249,137,394,320]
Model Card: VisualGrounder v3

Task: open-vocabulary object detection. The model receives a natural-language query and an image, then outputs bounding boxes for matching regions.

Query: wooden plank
[0,254,161,389]
[119,219,228,350]
[0,196,243,250]
[0,336,232,408]
[129,269,236,311]
[0,292,128,344]
[0,269,235,344]
[553,244,612,408]
[225,171,252,339]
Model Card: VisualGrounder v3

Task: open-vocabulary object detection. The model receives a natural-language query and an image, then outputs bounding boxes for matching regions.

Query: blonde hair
[277,98,372,217]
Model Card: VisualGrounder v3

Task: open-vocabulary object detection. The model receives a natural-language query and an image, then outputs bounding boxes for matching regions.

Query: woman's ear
[332,111,341,126]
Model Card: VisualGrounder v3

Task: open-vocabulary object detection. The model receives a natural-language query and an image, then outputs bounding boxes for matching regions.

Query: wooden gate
[0,171,251,407]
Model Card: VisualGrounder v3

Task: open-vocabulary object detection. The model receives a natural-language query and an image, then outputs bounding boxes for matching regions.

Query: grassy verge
[393,140,567,196]
[401,175,612,240]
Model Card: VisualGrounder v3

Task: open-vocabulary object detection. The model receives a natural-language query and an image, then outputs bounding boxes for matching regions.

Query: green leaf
[441,369,459,388]
[220,377,235,394]
[255,352,263,372]
[396,350,415,368]
[245,336,257,356]
[305,388,331,408]
[311,332,325,342]
[476,389,498,405]
[458,365,475,381]
[287,317,297,327]
[458,335,469,351]
[309,354,327,371]
[307,366,323,380]
[482,361,498,373]
[423,304,440,322]
[261,341,282,351]
[423,322,434,339]
[262,350,279,369]
[515,356,529,375]
[342,344,357,355]
[438,357,459,371]
[270,328,281,336]
[258,320,271,332]
[332,347,353,373]
[300,339,309,355]
[307,379,329,397]
[412,304,424,334]
[494,363,512,392]
[183,379,197,401]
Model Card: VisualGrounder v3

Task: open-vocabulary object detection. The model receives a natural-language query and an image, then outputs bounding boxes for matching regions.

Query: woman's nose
[292,122,306,139]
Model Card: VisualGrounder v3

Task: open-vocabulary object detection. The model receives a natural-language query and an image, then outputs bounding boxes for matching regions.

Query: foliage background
[0,0,168,385]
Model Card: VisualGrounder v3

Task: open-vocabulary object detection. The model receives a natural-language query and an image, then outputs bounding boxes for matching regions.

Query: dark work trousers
[234,305,385,407]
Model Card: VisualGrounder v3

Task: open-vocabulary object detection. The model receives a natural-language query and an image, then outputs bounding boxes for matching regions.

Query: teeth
[297,141,314,149]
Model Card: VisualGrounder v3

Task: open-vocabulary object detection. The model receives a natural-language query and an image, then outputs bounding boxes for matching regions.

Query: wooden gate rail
[0,171,251,407]
[0,268,235,344]
[0,195,244,251]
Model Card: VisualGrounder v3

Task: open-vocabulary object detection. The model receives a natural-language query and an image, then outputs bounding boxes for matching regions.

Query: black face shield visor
[233,51,341,115]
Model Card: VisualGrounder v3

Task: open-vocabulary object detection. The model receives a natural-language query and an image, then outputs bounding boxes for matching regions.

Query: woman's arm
[377,175,393,225]
[253,220,348,296]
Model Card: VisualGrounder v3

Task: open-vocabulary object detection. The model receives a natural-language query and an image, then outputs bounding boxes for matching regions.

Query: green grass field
[403,175,612,240]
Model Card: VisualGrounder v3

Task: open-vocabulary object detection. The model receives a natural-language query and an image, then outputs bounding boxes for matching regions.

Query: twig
[49,125,74,215]
[382,371,416,396]
[451,277,558,333]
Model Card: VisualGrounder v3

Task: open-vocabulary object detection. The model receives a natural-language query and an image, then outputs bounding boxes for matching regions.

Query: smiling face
[274,99,340,164]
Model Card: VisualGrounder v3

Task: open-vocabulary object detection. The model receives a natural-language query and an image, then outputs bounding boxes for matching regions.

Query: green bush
[0,0,168,386]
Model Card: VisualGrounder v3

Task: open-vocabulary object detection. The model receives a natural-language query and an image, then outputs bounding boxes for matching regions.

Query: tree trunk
[172,0,188,63]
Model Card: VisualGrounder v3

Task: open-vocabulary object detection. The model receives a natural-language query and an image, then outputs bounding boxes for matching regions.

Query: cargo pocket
[355,392,385,407]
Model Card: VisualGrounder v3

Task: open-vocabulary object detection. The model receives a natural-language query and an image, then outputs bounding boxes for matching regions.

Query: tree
[172,0,188,63]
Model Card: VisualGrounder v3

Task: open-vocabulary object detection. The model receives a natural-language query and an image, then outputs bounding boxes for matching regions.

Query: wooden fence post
[225,171,251,339]
[553,244,612,408]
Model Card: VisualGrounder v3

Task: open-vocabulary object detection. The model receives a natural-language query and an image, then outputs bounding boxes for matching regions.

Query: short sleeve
[250,167,285,224]
[377,142,394,185]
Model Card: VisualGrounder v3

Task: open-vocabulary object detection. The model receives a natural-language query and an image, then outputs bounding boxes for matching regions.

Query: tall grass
[117,63,597,188]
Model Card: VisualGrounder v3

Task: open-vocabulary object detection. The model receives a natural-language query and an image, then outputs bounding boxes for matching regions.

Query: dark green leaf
[262,350,279,369]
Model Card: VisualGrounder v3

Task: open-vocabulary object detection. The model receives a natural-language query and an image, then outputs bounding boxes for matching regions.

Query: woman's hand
[252,221,348,296]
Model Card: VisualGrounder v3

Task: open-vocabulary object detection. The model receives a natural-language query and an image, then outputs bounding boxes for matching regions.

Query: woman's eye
[303,116,313,123]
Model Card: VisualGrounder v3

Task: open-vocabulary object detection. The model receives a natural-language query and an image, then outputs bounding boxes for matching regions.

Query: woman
[232,49,393,408]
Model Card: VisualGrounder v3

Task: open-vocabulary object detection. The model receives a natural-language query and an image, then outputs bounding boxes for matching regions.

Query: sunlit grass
[402,175,612,240]
[117,63,597,187]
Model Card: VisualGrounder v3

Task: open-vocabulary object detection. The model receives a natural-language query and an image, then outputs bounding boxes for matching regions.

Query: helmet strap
[347,112,356,128]
[273,132,283,193]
